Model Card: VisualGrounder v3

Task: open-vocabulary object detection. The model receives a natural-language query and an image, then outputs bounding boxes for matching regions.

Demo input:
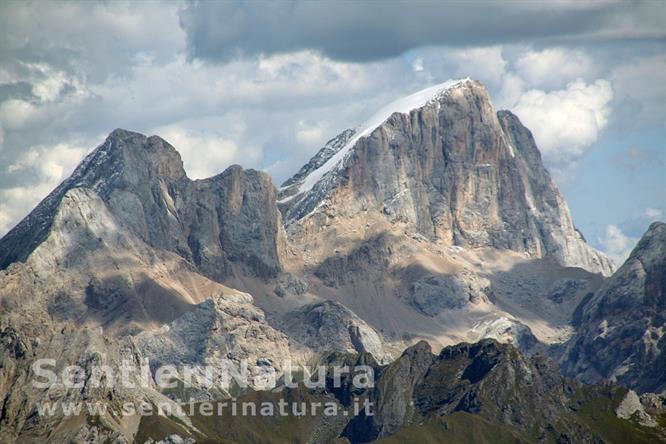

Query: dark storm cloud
[179,0,665,63]
[0,1,184,82]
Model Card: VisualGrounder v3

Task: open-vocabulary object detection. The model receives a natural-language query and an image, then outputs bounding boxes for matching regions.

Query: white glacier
[280,78,471,202]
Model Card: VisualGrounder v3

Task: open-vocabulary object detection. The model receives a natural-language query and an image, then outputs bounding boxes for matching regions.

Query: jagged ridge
[562,221,666,394]
[0,129,286,279]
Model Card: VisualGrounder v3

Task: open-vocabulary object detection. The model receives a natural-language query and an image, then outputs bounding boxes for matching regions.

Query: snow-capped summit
[279,78,472,204]
[279,79,614,276]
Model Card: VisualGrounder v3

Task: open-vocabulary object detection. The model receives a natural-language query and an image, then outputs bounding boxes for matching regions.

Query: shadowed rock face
[0,129,286,280]
[284,300,390,362]
[561,222,666,394]
[0,168,296,442]
[280,80,613,275]
[341,339,663,443]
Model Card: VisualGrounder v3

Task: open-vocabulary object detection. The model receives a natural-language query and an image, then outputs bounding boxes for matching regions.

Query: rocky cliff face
[0,129,295,442]
[124,340,665,443]
[0,176,301,442]
[279,79,613,276]
[341,339,666,443]
[0,129,286,280]
[283,300,392,362]
[561,222,666,394]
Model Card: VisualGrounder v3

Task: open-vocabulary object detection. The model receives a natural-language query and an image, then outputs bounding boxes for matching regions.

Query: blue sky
[0,1,664,263]
[560,127,666,261]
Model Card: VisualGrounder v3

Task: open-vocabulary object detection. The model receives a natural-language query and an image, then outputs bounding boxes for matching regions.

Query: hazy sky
[0,0,664,263]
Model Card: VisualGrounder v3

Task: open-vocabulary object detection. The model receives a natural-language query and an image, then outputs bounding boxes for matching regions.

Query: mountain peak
[106,127,144,140]
[561,221,665,393]
[278,78,614,275]
[0,130,286,278]
[279,78,474,204]
[635,221,666,253]
[0,129,185,270]
[92,128,186,182]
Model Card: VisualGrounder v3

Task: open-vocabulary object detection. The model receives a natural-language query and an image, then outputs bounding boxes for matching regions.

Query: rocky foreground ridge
[133,340,666,443]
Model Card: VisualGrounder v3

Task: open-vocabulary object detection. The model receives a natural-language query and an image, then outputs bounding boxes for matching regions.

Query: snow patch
[281,78,471,202]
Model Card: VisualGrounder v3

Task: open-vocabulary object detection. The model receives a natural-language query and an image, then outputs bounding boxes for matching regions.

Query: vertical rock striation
[279,80,613,275]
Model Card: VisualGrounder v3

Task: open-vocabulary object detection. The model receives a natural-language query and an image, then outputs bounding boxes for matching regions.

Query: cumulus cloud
[644,207,663,221]
[412,58,424,73]
[0,183,58,236]
[9,143,88,183]
[399,46,510,95]
[613,205,666,241]
[295,121,325,147]
[157,125,255,180]
[597,206,664,266]
[412,47,616,182]
[515,48,595,89]
[511,79,613,179]
[450,47,508,88]
[598,224,638,265]
[1,142,89,234]
[0,99,41,131]
[0,47,411,234]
